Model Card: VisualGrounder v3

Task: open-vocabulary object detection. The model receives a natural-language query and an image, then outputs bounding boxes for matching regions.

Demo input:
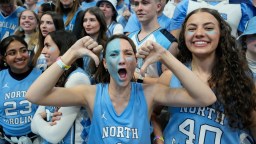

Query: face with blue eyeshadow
[42,35,60,66]
[104,38,137,86]
[185,12,220,58]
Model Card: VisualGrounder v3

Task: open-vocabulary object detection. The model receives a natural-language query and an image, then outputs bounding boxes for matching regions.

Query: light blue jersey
[124,13,172,33]
[163,63,254,144]
[107,21,119,37]
[81,1,97,11]
[0,6,25,40]
[0,68,41,136]
[170,0,251,36]
[63,8,82,31]
[129,28,175,77]
[88,83,151,143]
[42,68,90,144]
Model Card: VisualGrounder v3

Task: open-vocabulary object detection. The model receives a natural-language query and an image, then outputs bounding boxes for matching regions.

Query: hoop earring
[4,62,7,66]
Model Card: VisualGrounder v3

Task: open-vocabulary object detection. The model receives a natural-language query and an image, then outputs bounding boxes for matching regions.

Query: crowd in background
[0,0,256,143]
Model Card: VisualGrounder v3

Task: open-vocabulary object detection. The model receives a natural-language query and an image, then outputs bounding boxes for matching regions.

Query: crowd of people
[0,0,256,143]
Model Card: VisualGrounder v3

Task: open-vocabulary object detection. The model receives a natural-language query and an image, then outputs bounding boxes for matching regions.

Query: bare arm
[26,36,102,107]
[137,41,216,107]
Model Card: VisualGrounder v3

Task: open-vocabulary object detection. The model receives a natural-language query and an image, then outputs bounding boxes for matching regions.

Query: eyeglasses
[5,47,29,56]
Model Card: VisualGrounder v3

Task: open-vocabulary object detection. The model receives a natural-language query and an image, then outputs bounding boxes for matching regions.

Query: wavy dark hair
[94,34,136,83]
[177,8,256,129]
[47,30,83,87]
[32,11,64,67]
[73,7,108,76]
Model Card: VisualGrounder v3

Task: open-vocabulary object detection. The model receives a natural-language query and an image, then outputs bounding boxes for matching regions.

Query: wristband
[56,57,71,70]
[153,136,164,142]
[137,74,144,83]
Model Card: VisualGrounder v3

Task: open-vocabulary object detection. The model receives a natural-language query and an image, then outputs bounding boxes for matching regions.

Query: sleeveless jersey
[163,63,254,144]
[129,28,175,77]
[0,6,25,40]
[0,68,41,136]
[187,0,241,37]
[88,83,151,143]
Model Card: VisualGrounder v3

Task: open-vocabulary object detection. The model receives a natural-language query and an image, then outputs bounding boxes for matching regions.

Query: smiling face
[42,35,60,66]
[4,40,30,73]
[83,11,100,39]
[19,10,38,34]
[40,14,56,37]
[184,12,220,58]
[103,38,137,86]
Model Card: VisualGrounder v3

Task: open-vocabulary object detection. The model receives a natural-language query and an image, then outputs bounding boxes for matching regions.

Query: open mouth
[118,68,127,79]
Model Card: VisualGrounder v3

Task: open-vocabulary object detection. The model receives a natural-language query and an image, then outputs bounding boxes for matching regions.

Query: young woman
[55,0,82,31]
[97,0,124,37]
[31,30,91,143]
[73,6,108,83]
[154,8,256,144]
[32,11,64,71]
[14,9,39,56]
[238,16,256,81]
[26,34,216,143]
[0,35,42,143]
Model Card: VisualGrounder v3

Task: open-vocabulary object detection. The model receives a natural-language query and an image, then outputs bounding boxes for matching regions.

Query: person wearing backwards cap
[97,0,124,37]
[237,16,256,81]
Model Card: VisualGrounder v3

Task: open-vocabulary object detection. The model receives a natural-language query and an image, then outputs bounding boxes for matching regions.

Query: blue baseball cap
[237,16,256,40]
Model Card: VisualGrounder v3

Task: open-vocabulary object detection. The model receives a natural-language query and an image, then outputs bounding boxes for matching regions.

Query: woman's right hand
[64,36,103,67]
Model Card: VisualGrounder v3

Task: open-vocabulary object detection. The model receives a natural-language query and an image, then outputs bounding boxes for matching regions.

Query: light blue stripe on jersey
[88,83,151,143]
[129,28,173,77]
[163,63,254,144]
[0,68,41,136]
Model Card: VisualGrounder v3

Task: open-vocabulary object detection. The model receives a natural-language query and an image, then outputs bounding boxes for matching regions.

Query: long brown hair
[55,0,80,28]
[177,8,256,129]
